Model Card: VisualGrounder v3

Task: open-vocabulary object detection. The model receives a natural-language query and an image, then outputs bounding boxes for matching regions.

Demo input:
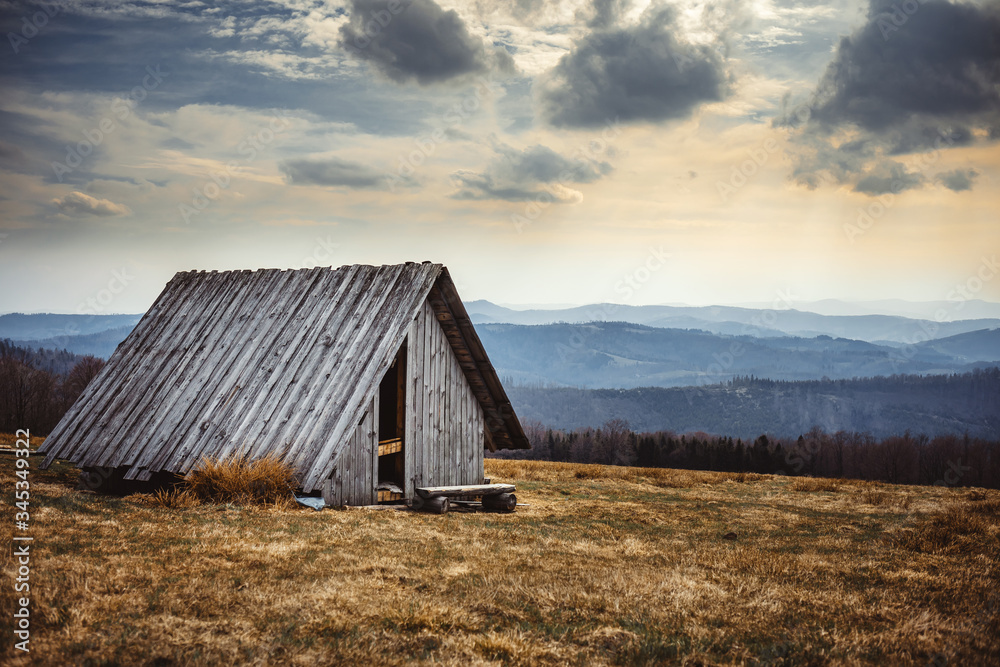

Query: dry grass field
[2,435,999,666]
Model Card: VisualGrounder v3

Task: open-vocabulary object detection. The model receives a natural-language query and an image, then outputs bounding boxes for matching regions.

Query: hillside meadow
[1,435,998,666]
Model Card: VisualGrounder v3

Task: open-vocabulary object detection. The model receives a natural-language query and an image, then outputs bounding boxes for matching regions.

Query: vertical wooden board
[333,452,343,506]
[453,368,461,485]
[477,403,484,483]
[359,405,366,505]
[417,304,427,486]
[404,325,416,498]
[472,404,481,484]
[369,394,378,505]
[462,385,471,484]
[428,319,444,485]
[455,361,469,484]
[453,354,461,485]
[449,339,458,486]
[460,356,469,481]
[414,305,427,489]
[322,475,333,506]
[451,354,460,485]
[416,309,426,490]
[465,390,473,483]
[441,328,450,486]
[428,309,439,486]
[437,320,447,486]
[345,426,354,505]
[344,422,361,505]
[428,312,438,487]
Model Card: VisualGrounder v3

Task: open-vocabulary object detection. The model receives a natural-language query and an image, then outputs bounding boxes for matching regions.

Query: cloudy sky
[1,0,998,314]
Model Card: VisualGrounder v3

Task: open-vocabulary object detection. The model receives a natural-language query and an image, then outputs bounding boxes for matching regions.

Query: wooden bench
[413,483,517,514]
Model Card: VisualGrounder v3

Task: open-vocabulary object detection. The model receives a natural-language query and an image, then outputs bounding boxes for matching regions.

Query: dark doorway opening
[377,340,406,501]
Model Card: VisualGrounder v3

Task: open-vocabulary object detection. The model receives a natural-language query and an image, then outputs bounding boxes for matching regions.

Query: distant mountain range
[0,314,142,360]
[478,321,1000,389]
[3,307,1000,391]
[730,298,1000,321]
[466,300,1000,345]
[4,308,998,441]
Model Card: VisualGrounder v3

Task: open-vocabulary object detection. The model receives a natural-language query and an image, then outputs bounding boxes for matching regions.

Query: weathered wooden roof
[39,263,528,491]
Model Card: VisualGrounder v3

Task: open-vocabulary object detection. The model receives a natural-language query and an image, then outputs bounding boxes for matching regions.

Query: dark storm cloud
[0,140,27,164]
[338,0,515,85]
[852,161,924,195]
[936,168,978,192]
[780,0,1000,195]
[0,1,433,135]
[585,0,629,28]
[450,142,612,201]
[806,0,1000,136]
[537,5,731,128]
[280,157,398,189]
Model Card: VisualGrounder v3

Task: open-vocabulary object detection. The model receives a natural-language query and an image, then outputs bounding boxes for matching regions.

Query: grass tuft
[894,502,1000,555]
[791,476,841,492]
[149,487,202,509]
[185,453,297,508]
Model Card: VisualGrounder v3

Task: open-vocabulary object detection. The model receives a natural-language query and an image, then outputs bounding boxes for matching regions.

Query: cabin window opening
[377,340,406,501]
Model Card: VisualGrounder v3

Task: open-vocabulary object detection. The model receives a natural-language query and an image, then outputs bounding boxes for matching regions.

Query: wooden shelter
[39,263,529,505]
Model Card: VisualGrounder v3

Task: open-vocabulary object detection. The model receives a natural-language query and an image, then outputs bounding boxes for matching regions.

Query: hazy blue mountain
[912,328,1000,363]
[0,313,142,341]
[13,325,137,359]
[477,321,1000,389]
[777,298,1000,321]
[465,300,1000,344]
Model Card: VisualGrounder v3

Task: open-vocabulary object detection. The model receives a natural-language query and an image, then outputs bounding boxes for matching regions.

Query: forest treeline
[507,368,1000,440]
[489,419,1000,489]
[4,337,997,488]
[0,339,105,434]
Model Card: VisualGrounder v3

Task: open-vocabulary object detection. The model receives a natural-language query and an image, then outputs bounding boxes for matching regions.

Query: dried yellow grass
[1,443,998,666]
[185,453,297,508]
[149,487,202,509]
[791,476,842,492]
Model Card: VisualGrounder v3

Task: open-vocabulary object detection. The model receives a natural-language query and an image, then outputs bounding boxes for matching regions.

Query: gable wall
[404,300,485,497]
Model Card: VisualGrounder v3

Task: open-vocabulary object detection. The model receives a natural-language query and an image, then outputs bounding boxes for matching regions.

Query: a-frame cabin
[39,263,529,505]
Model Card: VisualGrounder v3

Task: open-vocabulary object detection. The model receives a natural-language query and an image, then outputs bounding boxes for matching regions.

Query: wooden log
[422,495,450,514]
[415,483,515,499]
[482,493,517,512]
